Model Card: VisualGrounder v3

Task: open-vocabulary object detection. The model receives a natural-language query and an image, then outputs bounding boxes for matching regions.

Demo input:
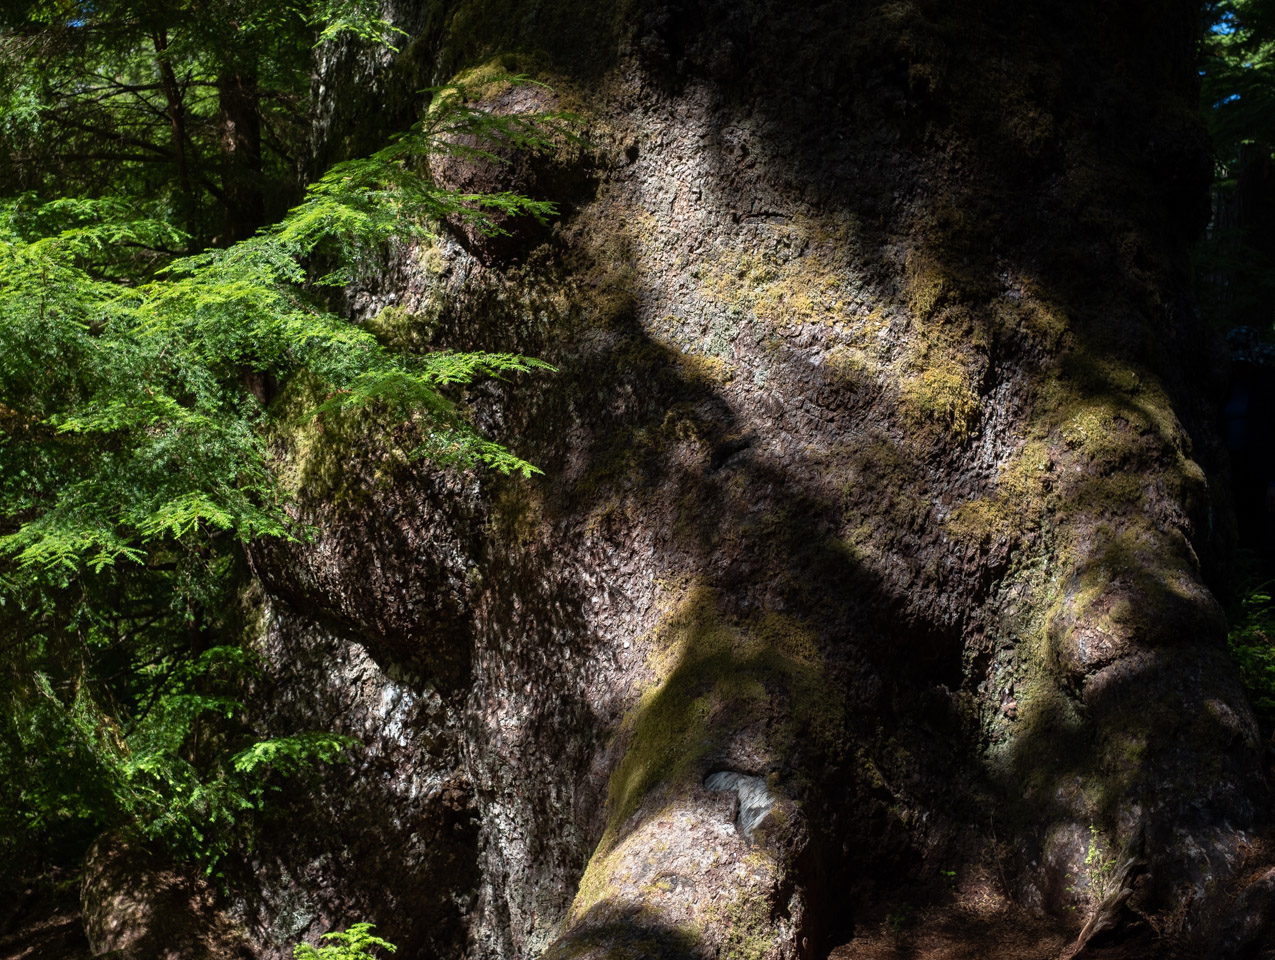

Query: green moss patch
[898,349,982,441]
[266,372,412,510]
[693,216,864,330]
[945,441,1053,547]
[571,583,844,920]
[362,302,444,354]
[704,886,777,960]
[435,0,642,82]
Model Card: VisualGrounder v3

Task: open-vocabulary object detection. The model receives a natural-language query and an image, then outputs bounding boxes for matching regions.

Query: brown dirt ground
[830,916,1165,960]
[829,873,1167,960]
[0,905,91,960]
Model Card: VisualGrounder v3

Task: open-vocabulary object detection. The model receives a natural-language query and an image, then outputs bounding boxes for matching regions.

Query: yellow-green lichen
[823,344,873,383]
[1037,352,1184,467]
[648,313,739,384]
[1044,524,1204,657]
[905,249,952,321]
[992,278,1071,351]
[677,352,736,385]
[893,259,991,442]
[694,216,862,329]
[446,53,539,95]
[362,303,444,354]
[898,351,982,441]
[705,888,778,960]
[945,440,1052,546]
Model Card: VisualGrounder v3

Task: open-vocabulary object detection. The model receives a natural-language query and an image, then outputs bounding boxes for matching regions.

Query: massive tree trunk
[100,1,1273,958]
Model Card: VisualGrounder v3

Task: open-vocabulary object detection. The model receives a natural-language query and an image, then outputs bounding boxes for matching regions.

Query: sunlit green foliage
[1203,0,1275,163]
[0,66,570,883]
[0,99,558,576]
[5,640,358,872]
[293,923,397,960]
[1229,580,1275,729]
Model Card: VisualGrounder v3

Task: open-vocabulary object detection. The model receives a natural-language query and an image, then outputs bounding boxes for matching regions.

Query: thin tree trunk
[218,68,263,244]
[151,27,193,239]
[1235,140,1275,327]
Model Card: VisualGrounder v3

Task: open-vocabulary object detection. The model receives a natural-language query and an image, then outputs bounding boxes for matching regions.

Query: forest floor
[0,889,91,960]
[831,872,1169,960]
[831,916,1158,960]
[0,900,1200,960]
[0,871,1202,960]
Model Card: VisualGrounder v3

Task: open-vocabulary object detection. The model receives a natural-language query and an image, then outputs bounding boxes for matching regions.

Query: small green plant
[1083,824,1118,900]
[886,902,914,935]
[1229,580,1275,731]
[293,923,397,960]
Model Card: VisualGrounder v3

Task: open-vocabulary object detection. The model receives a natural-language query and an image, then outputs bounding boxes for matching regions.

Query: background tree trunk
[218,68,263,244]
[152,27,195,238]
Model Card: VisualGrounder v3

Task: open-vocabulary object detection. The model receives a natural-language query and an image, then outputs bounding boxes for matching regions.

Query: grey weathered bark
[87,1,1274,958]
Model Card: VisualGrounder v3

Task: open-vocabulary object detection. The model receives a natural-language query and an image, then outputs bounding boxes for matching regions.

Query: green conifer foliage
[0,0,405,241]
[0,70,571,882]
[1199,0,1275,328]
